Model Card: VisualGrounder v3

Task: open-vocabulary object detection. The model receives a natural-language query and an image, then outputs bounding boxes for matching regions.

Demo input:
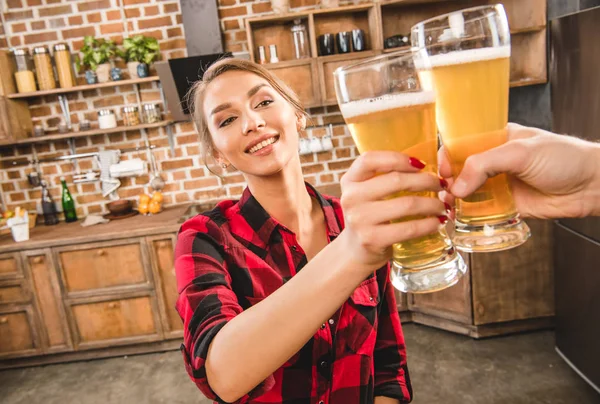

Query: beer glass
[333,50,467,293]
[411,5,531,252]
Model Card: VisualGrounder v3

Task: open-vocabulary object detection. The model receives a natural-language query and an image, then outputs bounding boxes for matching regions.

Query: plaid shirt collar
[237,182,342,249]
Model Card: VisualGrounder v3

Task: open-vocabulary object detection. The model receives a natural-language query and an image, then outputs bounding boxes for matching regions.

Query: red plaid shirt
[175,183,412,403]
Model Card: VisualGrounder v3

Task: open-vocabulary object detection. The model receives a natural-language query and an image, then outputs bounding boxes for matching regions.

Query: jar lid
[32,46,50,54]
[98,109,114,116]
[53,43,70,52]
[142,103,160,110]
[122,106,139,113]
[13,48,29,56]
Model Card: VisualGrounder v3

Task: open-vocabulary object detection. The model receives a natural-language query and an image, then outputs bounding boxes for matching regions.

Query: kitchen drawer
[0,307,39,358]
[0,253,22,279]
[0,282,28,304]
[70,295,158,346]
[58,242,149,293]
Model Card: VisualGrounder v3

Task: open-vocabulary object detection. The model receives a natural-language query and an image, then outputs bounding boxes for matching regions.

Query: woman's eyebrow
[210,84,269,117]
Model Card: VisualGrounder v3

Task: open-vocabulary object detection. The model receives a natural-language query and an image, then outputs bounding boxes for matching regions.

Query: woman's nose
[242,111,266,135]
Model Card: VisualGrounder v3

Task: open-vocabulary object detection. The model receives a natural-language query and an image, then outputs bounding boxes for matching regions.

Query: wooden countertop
[0,204,191,253]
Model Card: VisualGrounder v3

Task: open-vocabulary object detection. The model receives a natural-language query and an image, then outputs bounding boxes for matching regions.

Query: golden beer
[423,46,517,224]
[340,92,452,270]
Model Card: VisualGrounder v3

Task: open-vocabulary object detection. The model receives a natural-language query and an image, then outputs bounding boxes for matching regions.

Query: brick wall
[0,0,364,220]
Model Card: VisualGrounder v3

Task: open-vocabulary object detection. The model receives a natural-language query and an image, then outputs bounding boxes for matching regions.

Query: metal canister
[142,103,161,124]
[53,43,76,89]
[12,48,36,93]
[32,46,56,91]
[122,106,140,126]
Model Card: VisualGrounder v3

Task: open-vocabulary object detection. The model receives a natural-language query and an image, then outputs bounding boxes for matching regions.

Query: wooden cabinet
[0,306,40,358]
[147,235,183,339]
[0,252,22,280]
[404,220,554,338]
[245,1,547,108]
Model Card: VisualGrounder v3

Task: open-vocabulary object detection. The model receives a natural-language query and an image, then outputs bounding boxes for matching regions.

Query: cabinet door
[25,250,72,353]
[0,281,29,304]
[147,235,183,338]
[68,294,160,349]
[269,60,321,108]
[0,306,40,358]
[408,253,473,325]
[0,252,22,280]
[55,240,151,295]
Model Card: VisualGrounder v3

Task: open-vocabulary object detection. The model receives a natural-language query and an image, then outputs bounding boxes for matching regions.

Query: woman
[175,58,447,403]
[439,123,600,219]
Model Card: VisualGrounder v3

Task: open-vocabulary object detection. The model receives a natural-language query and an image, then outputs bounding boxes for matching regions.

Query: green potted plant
[122,35,160,78]
[76,36,121,83]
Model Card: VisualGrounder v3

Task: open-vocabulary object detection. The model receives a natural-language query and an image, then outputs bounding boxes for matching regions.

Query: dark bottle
[40,180,59,226]
[60,176,78,223]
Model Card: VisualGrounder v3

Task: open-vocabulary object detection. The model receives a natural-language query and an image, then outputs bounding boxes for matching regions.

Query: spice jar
[122,106,140,126]
[142,103,161,124]
[32,46,57,91]
[53,43,76,89]
[98,109,117,129]
[13,49,37,93]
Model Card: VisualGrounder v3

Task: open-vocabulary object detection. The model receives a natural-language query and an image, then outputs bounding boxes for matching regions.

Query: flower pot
[96,63,111,83]
[271,0,290,14]
[127,61,140,79]
[137,63,149,78]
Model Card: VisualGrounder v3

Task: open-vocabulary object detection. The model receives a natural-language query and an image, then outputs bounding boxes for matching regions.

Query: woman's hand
[339,151,447,271]
[439,123,600,219]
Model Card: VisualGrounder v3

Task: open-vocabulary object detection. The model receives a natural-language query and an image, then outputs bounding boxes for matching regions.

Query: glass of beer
[333,50,467,293]
[411,4,531,252]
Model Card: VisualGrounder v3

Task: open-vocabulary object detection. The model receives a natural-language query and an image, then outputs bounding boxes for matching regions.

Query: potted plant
[75,36,120,83]
[122,35,160,78]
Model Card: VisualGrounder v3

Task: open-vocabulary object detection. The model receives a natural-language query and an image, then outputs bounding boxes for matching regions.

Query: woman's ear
[296,114,306,132]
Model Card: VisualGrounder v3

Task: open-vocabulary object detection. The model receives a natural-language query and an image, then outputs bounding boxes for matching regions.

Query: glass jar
[32,46,57,91]
[53,43,76,89]
[13,49,37,93]
[122,106,140,126]
[291,19,310,59]
[142,103,161,124]
[98,109,117,129]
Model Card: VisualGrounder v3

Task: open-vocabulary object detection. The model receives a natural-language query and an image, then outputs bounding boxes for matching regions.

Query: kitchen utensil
[148,149,165,191]
[106,199,133,216]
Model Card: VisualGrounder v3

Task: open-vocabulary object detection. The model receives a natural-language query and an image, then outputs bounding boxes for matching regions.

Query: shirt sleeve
[373,264,413,402]
[174,217,275,403]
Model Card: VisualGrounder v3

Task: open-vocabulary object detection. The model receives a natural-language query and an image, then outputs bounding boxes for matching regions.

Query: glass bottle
[32,46,57,91]
[60,177,78,223]
[41,180,59,226]
[13,48,37,93]
[53,43,76,89]
[291,19,310,59]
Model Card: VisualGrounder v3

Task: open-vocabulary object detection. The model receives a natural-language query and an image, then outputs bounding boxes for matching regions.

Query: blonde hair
[186,57,310,173]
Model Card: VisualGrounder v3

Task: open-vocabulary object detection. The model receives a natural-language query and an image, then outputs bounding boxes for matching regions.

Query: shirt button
[369,296,374,302]
[328,319,334,325]
[320,361,328,368]
[291,245,297,251]
[320,323,326,329]
[319,401,324,404]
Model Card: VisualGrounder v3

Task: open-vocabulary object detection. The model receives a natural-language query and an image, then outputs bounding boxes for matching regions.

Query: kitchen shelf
[0,120,173,147]
[7,77,160,99]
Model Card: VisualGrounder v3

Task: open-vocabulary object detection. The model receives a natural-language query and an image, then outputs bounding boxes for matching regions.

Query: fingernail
[439,177,449,189]
[437,215,448,224]
[409,157,426,169]
[444,202,452,213]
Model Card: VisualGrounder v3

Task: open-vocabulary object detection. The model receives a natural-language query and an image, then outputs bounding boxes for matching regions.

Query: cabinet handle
[97,250,107,257]
[32,256,43,264]
[107,302,120,309]
[0,317,8,325]
[157,241,170,249]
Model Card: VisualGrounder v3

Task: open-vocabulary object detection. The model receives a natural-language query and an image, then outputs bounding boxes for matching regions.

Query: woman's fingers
[376,217,442,245]
[341,151,424,185]
[438,146,453,179]
[343,170,444,205]
[346,196,446,227]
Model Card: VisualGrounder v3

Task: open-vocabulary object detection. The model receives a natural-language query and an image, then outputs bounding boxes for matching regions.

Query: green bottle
[60,176,78,223]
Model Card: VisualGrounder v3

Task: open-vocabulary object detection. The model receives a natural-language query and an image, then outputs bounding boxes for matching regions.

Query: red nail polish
[409,157,426,169]
[437,215,448,224]
[440,178,449,189]
[444,202,452,213]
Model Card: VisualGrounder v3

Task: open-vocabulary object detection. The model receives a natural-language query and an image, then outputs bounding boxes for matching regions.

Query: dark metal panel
[181,0,223,56]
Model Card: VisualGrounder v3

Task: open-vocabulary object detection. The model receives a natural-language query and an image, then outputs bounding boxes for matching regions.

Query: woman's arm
[181,152,445,403]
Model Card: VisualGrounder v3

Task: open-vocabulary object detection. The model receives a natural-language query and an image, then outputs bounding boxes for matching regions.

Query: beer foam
[340,92,435,118]
[425,46,510,68]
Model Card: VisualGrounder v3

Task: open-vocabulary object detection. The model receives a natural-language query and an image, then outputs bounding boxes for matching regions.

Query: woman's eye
[219,117,236,128]
[256,99,273,108]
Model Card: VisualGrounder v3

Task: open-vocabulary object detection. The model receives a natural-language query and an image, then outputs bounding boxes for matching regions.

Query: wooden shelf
[7,77,160,99]
[511,25,546,35]
[510,77,547,88]
[317,50,379,63]
[0,120,173,147]
[262,59,313,69]
[383,46,411,53]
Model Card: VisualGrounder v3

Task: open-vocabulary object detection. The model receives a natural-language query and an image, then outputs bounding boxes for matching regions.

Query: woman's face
[203,70,304,177]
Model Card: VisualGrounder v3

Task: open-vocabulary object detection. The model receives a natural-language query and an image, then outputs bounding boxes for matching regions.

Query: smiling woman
[174,57,449,403]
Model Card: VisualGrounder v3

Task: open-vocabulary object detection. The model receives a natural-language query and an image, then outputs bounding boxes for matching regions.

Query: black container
[318,33,335,56]
[352,29,366,51]
[336,31,352,54]
[41,181,59,226]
